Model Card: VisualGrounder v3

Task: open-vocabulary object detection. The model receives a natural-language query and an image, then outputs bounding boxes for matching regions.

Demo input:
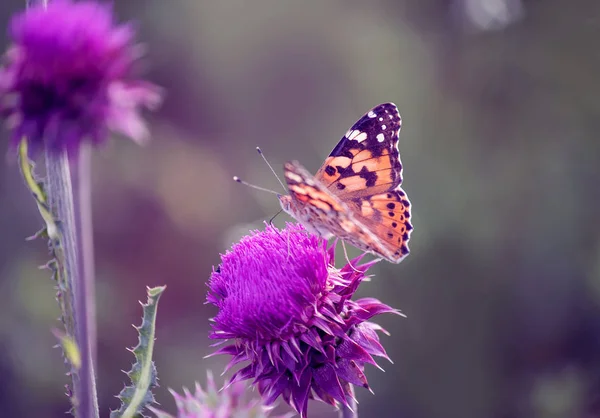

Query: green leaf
[18,138,77,387]
[111,286,166,418]
[52,329,82,369]
[17,139,58,241]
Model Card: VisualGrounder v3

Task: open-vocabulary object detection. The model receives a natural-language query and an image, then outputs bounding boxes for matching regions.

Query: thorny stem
[45,150,99,418]
[29,0,99,414]
[340,385,358,418]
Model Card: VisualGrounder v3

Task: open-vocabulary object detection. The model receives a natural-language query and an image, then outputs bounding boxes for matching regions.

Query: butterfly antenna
[256,147,287,191]
[233,176,281,195]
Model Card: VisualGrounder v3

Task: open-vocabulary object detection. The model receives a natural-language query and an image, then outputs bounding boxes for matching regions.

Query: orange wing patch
[316,150,399,198]
[288,183,345,212]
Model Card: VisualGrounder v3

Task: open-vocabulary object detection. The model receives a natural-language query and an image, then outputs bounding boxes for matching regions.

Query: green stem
[340,385,358,418]
[75,144,97,367]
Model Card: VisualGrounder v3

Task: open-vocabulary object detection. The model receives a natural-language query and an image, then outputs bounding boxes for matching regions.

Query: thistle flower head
[207,224,402,417]
[150,372,290,418]
[0,0,161,155]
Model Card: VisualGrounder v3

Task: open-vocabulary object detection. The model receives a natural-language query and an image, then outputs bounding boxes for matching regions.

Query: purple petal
[313,363,348,406]
[291,368,312,417]
[335,359,369,389]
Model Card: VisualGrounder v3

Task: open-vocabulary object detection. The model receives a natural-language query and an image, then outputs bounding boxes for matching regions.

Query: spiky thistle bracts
[207,224,403,417]
[150,372,292,418]
[0,0,161,155]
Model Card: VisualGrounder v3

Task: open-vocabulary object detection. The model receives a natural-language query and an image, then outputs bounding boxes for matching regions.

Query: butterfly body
[279,103,413,264]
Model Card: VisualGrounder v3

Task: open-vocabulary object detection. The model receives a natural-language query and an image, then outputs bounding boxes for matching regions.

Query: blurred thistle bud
[0,0,162,156]
[206,224,403,417]
[150,372,291,418]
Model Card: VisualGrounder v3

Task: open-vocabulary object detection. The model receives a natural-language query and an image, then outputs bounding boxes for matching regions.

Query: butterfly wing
[282,161,390,249]
[283,161,404,262]
[314,103,404,198]
[349,190,413,263]
[282,103,412,263]
[314,102,412,263]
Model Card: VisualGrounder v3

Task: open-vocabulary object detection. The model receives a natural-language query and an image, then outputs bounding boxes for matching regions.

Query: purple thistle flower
[0,0,161,155]
[150,371,291,418]
[207,224,403,417]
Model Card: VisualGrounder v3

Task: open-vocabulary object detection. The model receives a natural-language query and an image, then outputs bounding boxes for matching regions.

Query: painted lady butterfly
[278,103,413,263]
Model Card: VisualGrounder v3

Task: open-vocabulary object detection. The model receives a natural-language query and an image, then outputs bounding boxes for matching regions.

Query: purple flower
[207,224,402,417]
[0,0,161,155]
[150,372,290,418]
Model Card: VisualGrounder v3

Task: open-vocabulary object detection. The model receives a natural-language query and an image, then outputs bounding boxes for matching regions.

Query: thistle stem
[26,0,47,7]
[24,1,97,417]
[45,150,99,418]
[75,144,97,367]
[340,386,358,418]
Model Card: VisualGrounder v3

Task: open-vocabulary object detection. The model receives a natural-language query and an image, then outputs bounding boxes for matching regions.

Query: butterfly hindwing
[349,190,413,262]
[315,103,403,198]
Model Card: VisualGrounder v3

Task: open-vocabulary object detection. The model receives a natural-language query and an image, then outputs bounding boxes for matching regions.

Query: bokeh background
[1,0,600,417]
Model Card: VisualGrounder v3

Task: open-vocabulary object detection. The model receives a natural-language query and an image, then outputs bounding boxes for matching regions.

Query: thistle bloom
[150,372,290,418]
[207,224,402,417]
[0,0,161,155]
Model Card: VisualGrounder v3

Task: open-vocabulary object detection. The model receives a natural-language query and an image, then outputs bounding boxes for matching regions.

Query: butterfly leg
[341,240,362,273]
[268,208,283,226]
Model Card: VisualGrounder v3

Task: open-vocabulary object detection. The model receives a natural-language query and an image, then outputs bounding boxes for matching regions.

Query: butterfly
[278,103,413,263]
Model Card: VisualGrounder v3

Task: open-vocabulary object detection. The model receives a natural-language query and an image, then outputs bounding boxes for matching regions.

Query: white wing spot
[379,117,383,121]
[368,110,376,118]
[376,133,385,142]
[388,114,393,119]
[348,130,361,141]
[355,132,368,142]
[382,124,386,130]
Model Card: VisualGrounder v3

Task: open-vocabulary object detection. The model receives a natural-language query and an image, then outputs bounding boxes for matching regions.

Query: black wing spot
[386,203,395,210]
[391,222,397,228]
[387,193,392,198]
[387,232,393,239]
[403,210,410,219]
[388,212,395,217]
[336,183,346,190]
[325,165,336,176]
[358,166,378,187]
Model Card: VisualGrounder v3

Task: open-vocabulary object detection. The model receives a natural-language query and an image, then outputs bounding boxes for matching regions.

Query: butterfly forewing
[315,103,403,198]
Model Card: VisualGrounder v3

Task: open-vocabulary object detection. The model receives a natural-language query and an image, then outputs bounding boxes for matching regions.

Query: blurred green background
[1,0,600,417]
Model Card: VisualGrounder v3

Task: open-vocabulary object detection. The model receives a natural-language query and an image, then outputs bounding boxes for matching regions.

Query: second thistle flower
[207,224,403,417]
[0,0,161,155]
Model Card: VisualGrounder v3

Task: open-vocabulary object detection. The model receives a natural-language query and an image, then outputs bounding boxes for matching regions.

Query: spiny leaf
[111,286,166,418]
[18,138,77,407]
[18,139,58,241]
